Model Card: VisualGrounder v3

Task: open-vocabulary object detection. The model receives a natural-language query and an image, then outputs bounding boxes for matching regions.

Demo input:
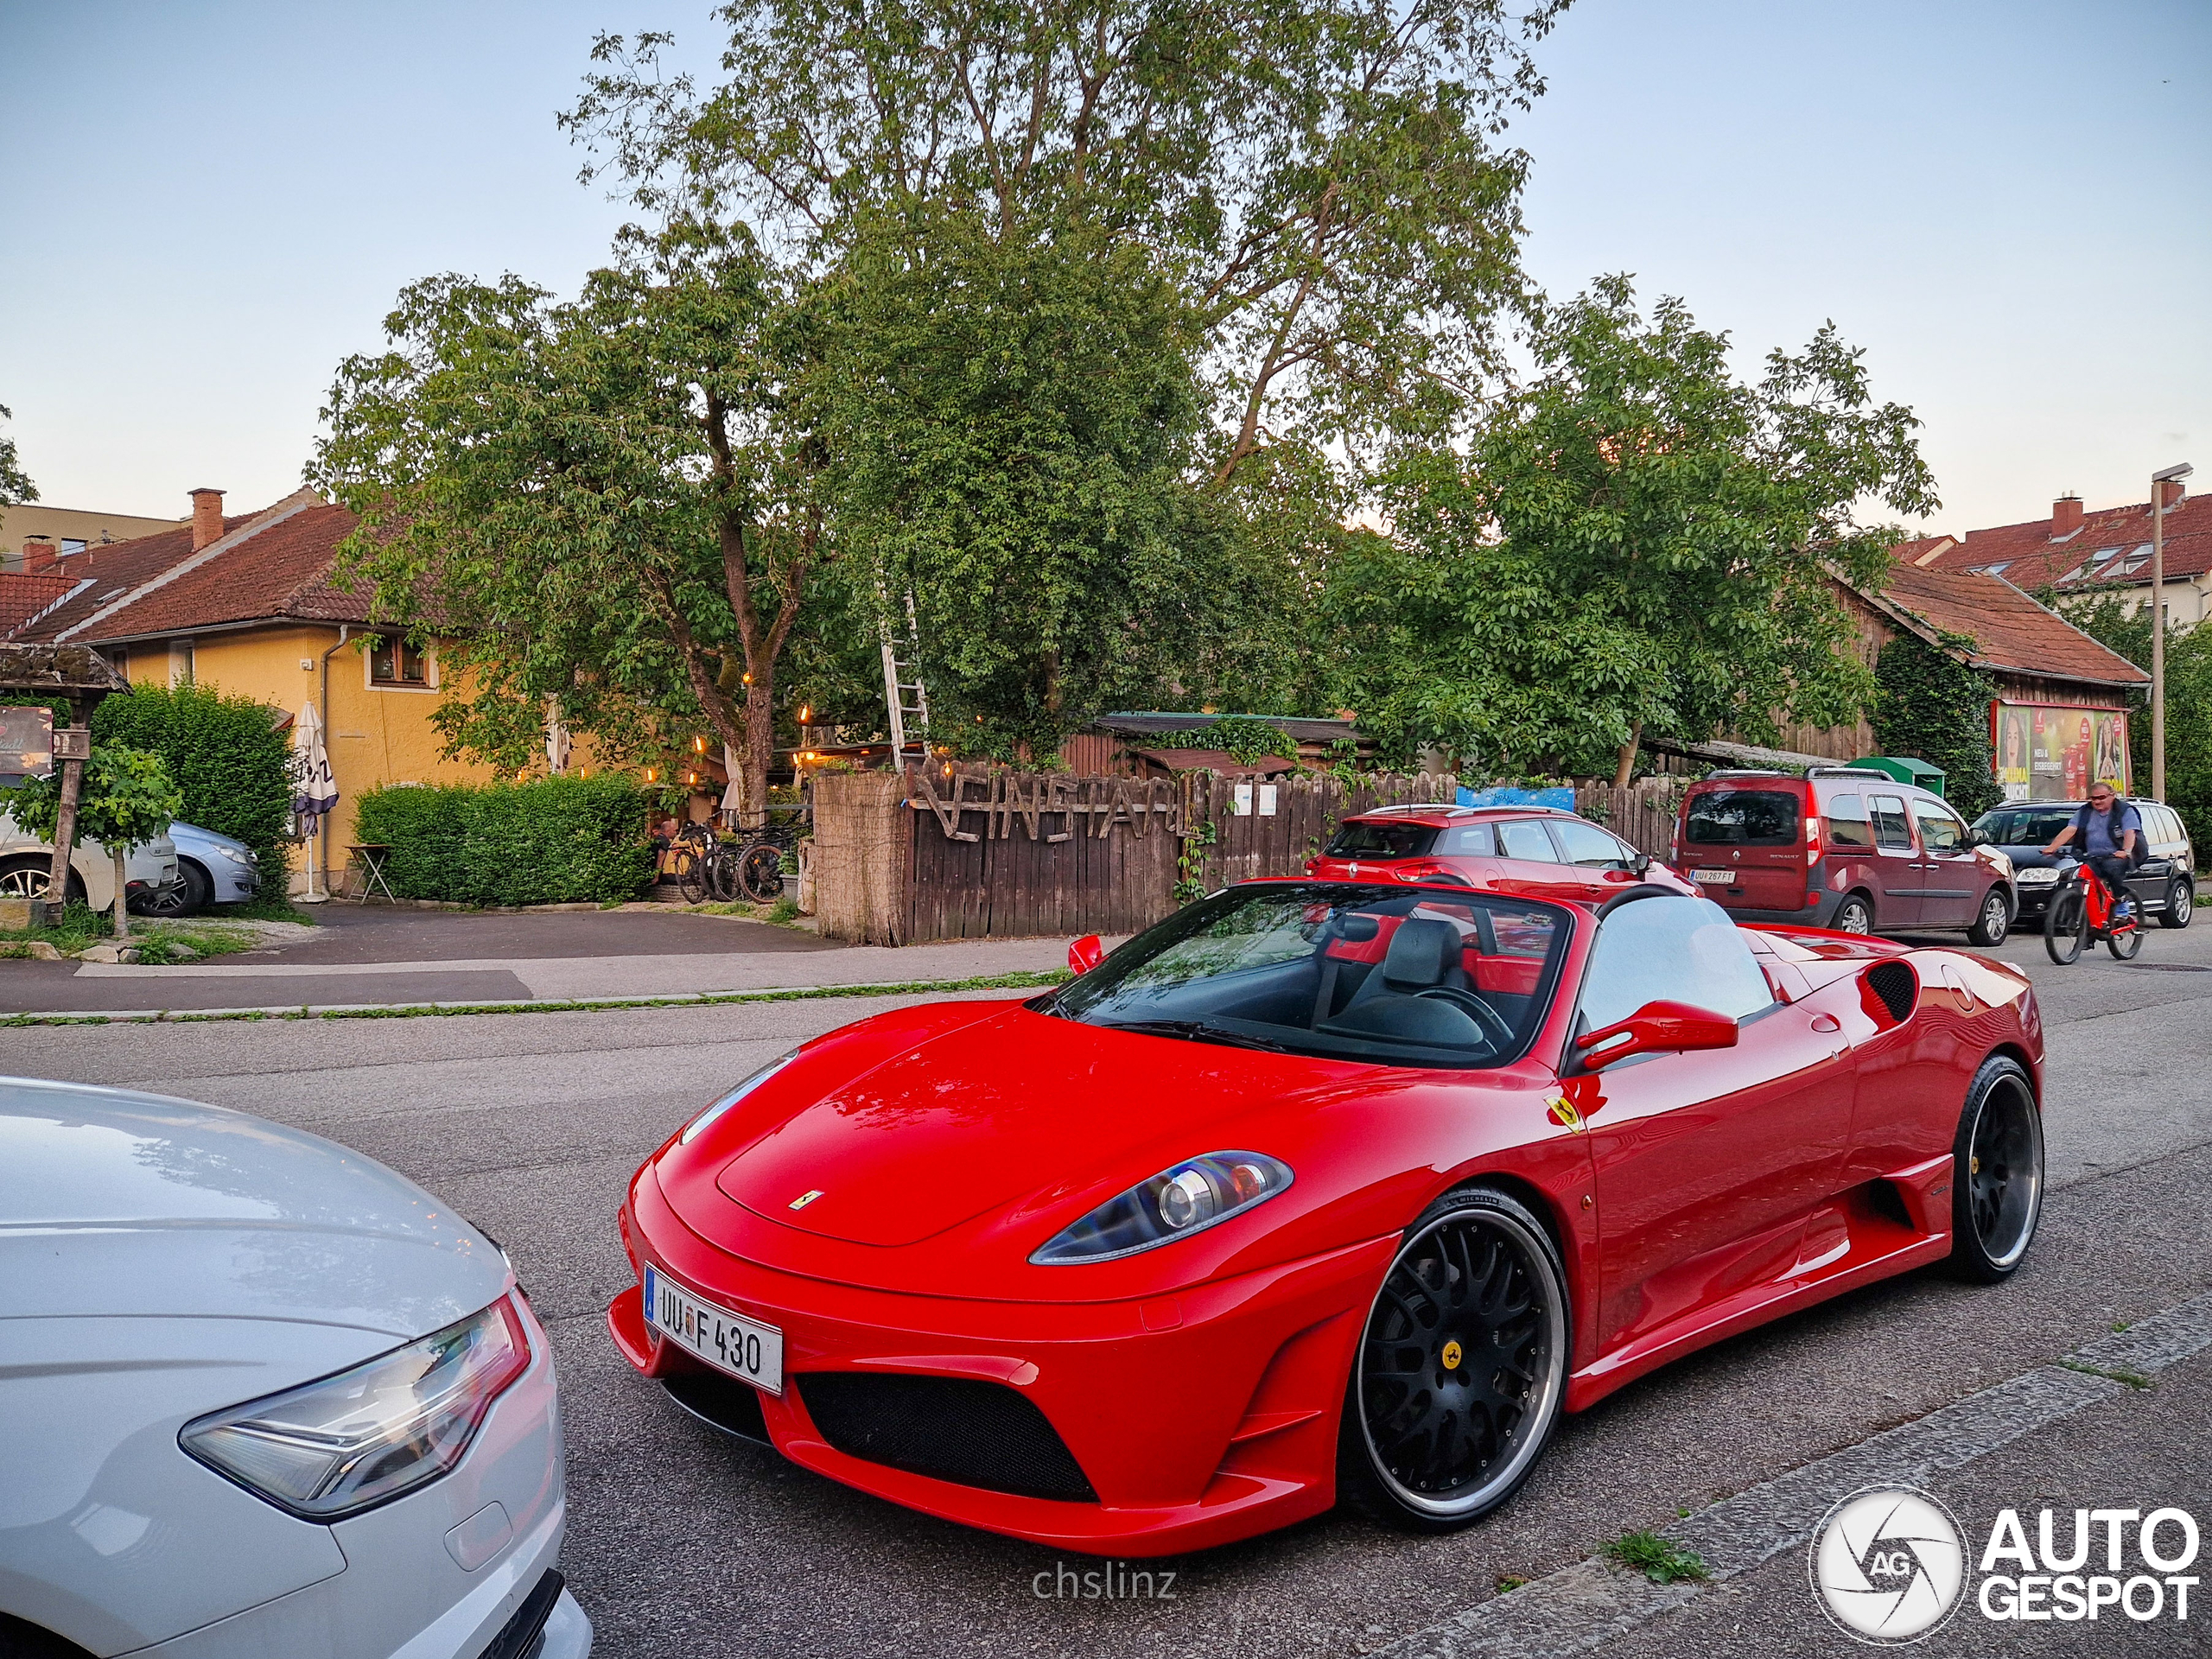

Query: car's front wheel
[1966,887,2011,946]
[1948,1055,2044,1282]
[140,860,212,917]
[1338,1186,1569,1532]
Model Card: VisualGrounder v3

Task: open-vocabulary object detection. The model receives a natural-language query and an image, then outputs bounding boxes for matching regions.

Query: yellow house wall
[122,624,497,890]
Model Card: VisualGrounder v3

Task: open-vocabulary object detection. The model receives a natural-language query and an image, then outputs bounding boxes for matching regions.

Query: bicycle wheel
[2107,913,2145,960]
[676,842,714,905]
[738,842,785,903]
[2044,884,2086,964]
[707,845,742,903]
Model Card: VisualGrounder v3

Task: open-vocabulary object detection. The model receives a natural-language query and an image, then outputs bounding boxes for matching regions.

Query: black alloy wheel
[1832,893,1874,935]
[1948,1055,2044,1281]
[1966,887,2011,947]
[2159,877,2194,930]
[2044,882,2087,964]
[1339,1187,1568,1532]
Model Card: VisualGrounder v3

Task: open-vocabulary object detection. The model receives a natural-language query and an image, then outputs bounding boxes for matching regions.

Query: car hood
[170,819,248,855]
[712,1006,1378,1249]
[0,1078,507,1338]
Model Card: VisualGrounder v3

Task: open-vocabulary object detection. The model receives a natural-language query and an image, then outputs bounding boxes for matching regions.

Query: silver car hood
[0,1078,507,1339]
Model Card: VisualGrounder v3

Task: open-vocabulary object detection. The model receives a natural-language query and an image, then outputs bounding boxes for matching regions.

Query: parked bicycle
[2044,855,2142,963]
[659,808,806,906]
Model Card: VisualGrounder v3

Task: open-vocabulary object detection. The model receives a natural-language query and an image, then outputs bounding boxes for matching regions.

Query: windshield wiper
[1094,1018,1293,1053]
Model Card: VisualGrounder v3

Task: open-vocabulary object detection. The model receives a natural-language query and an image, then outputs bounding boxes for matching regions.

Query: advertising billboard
[1991,701,2130,802]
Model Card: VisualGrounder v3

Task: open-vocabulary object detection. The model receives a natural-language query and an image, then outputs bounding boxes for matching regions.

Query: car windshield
[1046,883,1573,1070]
[1974,808,2075,847]
[1325,821,1439,859]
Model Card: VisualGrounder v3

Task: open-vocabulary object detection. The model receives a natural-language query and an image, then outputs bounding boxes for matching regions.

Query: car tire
[1831,893,1874,935]
[1947,1055,2044,1283]
[0,855,87,907]
[140,860,213,918]
[2158,877,2193,929]
[1338,1185,1570,1534]
[1965,887,2011,946]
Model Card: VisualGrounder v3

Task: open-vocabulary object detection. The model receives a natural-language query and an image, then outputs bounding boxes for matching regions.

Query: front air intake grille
[663,1369,771,1445]
[798,1372,1097,1502]
[1866,960,1918,1024]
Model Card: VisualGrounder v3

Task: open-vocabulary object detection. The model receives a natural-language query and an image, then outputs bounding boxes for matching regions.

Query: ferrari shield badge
[789,1189,825,1211]
[1545,1095,1584,1133]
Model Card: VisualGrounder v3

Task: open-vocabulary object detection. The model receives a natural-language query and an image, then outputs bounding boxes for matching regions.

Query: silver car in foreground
[0,1079,590,1658]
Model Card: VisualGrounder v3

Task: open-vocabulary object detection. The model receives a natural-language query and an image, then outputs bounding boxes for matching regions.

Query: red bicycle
[2044,855,2142,963]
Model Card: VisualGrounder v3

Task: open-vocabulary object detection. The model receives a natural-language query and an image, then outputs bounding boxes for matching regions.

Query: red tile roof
[1901,493,2212,594]
[0,571,81,636]
[5,493,377,644]
[1866,563,2149,689]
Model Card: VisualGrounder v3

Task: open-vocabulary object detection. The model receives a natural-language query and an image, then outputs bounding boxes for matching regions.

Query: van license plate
[1691,868,1736,885]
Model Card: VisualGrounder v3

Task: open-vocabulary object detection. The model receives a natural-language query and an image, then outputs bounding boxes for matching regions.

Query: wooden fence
[810,766,1689,944]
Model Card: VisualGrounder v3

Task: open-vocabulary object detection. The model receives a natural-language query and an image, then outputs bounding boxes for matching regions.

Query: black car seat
[1319,917,1482,1044]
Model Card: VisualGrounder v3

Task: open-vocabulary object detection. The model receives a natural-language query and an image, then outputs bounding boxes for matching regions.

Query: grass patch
[765,897,802,925]
[2058,1357,2154,1390]
[1494,1575,1530,1595]
[130,921,267,964]
[0,969,1072,1027]
[0,900,114,954]
[1603,1531,1709,1585]
[216,893,317,925]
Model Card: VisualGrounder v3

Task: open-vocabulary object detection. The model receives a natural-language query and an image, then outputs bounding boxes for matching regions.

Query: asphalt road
[8,917,2211,1658]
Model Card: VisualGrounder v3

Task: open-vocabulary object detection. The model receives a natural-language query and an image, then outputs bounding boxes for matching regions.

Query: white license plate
[644,1264,783,1394]
[1690,868,1736,885]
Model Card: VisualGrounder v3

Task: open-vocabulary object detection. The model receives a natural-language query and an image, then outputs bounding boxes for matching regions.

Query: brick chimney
[189,487,226,550]
[2051,493,2083,537]
[2158,478,2189,512]
[22,539,58,574]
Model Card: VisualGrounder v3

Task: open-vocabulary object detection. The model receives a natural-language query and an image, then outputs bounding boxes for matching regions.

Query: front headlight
[216,845,254,865]
[180,1294,531,1520]
[680,1049,798,1144]
[2016,867,2061,885]
[1030,1151,1294,1265]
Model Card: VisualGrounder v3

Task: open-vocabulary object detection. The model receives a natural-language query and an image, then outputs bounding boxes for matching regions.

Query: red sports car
[1308,803,1700,904]
[607,881,2044,1555]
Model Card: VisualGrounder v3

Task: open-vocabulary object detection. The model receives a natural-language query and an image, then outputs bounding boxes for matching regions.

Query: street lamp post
[2152,461,2194,801]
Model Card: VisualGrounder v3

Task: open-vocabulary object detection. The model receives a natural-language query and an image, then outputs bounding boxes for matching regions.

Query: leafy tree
[92,682,295,879]
[1870,631,2000,819]
[1341,276,1937,779]
[567,0,1563,485]
[2,747,183,938]
[0,402,35,508]
[314,219,822,822]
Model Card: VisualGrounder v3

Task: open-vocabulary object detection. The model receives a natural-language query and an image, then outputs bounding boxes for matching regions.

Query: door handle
[1809,1013,1841,1033]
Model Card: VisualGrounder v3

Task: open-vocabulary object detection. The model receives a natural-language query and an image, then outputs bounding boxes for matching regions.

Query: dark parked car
[1972,799,2195,929]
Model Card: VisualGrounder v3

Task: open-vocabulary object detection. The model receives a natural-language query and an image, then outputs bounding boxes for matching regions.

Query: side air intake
[1864,961,1918,1026]
[798,1373,1098,1502]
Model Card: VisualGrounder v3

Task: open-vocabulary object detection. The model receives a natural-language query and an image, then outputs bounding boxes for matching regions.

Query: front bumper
[612,1179,1392,1556]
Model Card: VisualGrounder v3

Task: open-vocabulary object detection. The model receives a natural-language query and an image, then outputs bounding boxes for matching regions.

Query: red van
[1673,769,2014,943]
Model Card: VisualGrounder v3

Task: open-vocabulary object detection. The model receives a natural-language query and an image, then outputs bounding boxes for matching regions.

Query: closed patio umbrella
[293,701,339,899]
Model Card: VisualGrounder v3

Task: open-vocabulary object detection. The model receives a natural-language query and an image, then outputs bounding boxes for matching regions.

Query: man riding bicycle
[2043,782,2141,922]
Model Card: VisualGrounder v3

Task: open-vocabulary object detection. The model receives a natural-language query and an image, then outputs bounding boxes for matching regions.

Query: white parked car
[0,811,178,915]
[0,1079,591,1658]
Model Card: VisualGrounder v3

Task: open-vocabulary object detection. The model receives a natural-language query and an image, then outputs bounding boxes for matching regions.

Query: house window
[60,538,86,556]
[369,637,430,687]
[168,639,195,688]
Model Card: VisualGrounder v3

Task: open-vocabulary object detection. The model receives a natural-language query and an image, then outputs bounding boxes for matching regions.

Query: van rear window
[1686,789,1802,847]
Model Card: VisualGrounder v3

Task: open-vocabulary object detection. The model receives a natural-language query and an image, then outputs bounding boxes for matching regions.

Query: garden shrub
[1149,716,1299,766]
[353,775,655,905]
[92,683,295,877]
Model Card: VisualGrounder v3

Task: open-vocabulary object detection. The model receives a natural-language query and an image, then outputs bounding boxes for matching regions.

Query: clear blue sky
[3,0,2205,534]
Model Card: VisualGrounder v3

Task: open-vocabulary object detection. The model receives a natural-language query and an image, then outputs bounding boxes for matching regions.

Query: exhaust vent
[1863,961,1918,1026]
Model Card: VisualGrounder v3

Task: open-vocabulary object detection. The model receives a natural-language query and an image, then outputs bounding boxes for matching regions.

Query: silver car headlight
[215,845,254,866]
[680,1049,798,1144]
[1031,1151,1294,1264]
[2016,867,2061,885]
[180,1294,531,1520]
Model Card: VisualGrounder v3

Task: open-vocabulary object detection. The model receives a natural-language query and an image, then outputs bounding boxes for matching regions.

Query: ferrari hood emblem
[789,1189,825,1211]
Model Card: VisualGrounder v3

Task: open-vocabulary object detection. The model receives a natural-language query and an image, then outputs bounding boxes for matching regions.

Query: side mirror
[1068,934,1106,976]
[1631,851,1653,876]
[1965,828,1991,848]
[1576,1000,1738,1070]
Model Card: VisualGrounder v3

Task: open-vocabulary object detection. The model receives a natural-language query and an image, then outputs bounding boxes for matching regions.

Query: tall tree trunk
[111,847,130,941]
[741,676,777,830]
[1613,722,1642,791]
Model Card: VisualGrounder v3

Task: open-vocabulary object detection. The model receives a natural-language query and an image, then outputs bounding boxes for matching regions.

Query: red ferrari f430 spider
[608,881,2044,1555]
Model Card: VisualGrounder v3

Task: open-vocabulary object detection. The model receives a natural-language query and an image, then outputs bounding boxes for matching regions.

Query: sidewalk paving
[0,905,1087,1015]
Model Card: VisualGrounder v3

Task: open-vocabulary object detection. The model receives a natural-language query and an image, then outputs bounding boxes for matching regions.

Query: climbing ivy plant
[1150,718,1299,767]
[1870,630,1999,819]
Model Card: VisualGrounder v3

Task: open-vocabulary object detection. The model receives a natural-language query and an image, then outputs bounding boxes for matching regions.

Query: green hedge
[353,776,655,905]
[92,683,295,874]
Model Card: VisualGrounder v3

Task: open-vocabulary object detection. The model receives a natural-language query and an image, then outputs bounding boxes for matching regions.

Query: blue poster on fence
[1457,785,1576,811]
